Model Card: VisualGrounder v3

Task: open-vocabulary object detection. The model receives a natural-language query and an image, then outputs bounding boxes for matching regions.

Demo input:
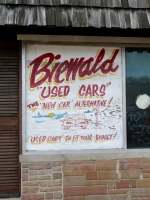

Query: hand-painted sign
[25,45,123,150]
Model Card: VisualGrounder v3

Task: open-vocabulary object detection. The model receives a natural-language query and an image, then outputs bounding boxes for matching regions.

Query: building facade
[1,0,150,199]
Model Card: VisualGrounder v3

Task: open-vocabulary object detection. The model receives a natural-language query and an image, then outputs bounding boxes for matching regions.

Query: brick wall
[21,162,62,200]
[21,158,150,200]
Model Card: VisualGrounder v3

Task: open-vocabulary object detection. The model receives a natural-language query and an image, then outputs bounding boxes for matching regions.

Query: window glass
[126,49,150,148]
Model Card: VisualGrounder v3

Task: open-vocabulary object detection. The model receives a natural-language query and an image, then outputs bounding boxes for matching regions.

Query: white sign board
[25,45,123,150]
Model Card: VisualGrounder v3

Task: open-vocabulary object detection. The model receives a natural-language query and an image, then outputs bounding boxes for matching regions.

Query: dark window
[126,49,150,148]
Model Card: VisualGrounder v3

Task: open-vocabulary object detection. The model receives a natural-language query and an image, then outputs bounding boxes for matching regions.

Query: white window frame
[18,35,150,155]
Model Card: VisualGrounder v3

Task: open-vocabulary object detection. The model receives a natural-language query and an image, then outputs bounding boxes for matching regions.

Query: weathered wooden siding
[1,0,150,8]
[0,41,20,197]
[0,0,149,28]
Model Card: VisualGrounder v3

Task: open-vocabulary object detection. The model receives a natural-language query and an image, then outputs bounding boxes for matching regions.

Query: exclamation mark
[108,97,113,106]
[113,132,117,139]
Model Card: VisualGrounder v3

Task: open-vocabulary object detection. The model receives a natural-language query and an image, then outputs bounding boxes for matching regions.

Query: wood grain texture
[0,41,19,196]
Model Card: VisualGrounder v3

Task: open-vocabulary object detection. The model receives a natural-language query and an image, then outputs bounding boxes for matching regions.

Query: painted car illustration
[60,114,91,129]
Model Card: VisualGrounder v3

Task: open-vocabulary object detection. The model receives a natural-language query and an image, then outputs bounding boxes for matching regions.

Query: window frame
[19,35,150,154]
